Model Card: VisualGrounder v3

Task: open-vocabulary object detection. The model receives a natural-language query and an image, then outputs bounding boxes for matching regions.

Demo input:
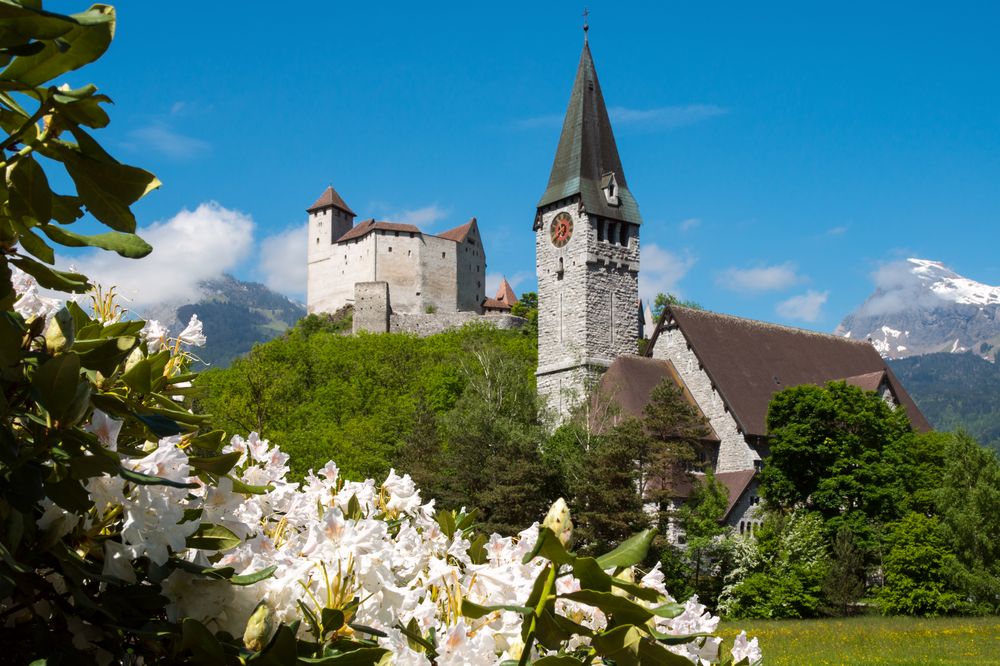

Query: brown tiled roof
[650,306,932,436]
[335,219,421,243]
[495,278,518,306]
[589,355,719,440]
[437,217,478,242]
[841,370,887,392]
[307,185,356,216]
[482,297,512,311]
[715,470,757,520]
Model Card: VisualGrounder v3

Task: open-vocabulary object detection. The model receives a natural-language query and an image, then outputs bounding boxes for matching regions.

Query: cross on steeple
[582,8,589,40]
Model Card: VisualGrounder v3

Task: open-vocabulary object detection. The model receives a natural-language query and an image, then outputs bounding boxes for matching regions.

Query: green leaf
[44,475,92,512]
[434,509,456,538]
[15,226,54,263]
[69,451,117,479]
[9,254,89,292]
[39,224,152,258]
[638,637,698,664]
[120,356,151,393]
[1,5,114,87]
[297,647,393,665]
[186,522,240,551]
[186,429,227,454]
[231,564,278,586]
[255,623,297,663]
[181,617,224,665]
[77,335,136,374]
[118,465,197,490]
[533,658,585,665]
[595,529,657,570]
[590,625,642,666]
[7,155,51,227]
[559,590,653,626]
[523,526,576,566]
[132,411,183,437]
[226,475,273,495]
[459,598,532,620]
[572,557,613,592]
[31,351,80,420]
[188,451,241,476]
[321,607,346,633]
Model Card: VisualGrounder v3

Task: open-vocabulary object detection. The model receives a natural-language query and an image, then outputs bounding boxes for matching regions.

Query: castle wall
[353,281,390,334]
[651,327,760,472]
[419,235,460,313]
[390,312,525,336]
[373,230,423,313]
[455,230,486,312]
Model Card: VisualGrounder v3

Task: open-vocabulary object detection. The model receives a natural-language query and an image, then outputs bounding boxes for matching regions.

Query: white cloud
[67,202,254,308]
[392,204,450,229]
[639,244,696,304]
[485,271,532,297]
[609,104,728,129]
[679,217,701,232]
[128,121,209,160]
[777,290,829,322]
[826,225,848,236]
[260,224,307,299]
[855,259,947,317]
[717,262,804,293]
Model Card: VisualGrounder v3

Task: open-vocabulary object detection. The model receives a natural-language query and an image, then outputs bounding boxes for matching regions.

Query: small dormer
[601,171,620,207]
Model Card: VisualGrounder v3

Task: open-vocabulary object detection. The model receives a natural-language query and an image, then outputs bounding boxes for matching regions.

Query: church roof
[647,306,932,436]
[335,219,421,242]
[307,185,356,216]
[588,355,719,440]
[537,42,642,226]
[437,217,478,243]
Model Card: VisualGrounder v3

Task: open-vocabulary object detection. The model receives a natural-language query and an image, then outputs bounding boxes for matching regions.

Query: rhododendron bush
[0,1,761,663]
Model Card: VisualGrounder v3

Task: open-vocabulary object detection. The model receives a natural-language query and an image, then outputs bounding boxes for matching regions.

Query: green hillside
[889,352,1000,451]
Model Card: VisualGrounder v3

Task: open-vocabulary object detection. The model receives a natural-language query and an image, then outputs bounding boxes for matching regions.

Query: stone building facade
[307,186,486,317]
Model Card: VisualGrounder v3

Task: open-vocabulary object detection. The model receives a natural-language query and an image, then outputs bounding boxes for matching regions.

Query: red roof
[335,219,421,243]
[307,185,355,216]
[494,278,518,306]
[482,297,512,311]
[715,469,757,520]
[437,218,477,242]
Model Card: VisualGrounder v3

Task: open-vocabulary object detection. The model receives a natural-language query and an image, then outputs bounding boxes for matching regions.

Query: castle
[306,187,522,335]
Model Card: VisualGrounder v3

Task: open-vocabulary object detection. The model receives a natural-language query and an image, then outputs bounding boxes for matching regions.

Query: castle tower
[535,37,642,419]
[307,185,356,314]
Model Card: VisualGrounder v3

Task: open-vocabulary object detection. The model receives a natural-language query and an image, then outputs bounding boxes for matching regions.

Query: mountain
[888,352,1000,451]
[142,274,306,368]
[836,258,1000,361]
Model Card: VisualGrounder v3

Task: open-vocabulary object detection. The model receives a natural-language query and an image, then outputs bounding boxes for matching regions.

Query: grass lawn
[718,616,1000,665]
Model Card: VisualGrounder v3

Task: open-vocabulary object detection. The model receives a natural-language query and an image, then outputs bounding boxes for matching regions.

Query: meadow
[719,616,1000,665]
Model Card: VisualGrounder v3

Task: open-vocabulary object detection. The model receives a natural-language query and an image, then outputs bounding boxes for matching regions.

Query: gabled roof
[648,306,932,436]
[307,185,356,216]
[715,470,757,520]
[842,370,887,392]
[335,219,421,243]
[494,278,518,307]
[537,42,642,226]
[437,217,478,243]
[482,297,512,311]
[588,355,719,440]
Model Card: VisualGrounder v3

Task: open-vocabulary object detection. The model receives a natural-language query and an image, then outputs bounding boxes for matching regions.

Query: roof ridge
[670,305,873,347]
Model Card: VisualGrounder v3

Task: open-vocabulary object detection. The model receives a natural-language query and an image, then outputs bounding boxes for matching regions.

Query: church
[533,33,931,533]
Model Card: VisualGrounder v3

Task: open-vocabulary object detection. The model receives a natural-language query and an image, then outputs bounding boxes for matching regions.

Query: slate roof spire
[537,37,642,225]
[307,184,356,216]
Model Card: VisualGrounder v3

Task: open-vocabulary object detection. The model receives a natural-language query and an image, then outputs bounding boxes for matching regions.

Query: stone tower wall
[535,198,640,419]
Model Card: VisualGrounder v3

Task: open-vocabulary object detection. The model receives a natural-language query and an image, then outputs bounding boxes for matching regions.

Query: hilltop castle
[306,187,521,335]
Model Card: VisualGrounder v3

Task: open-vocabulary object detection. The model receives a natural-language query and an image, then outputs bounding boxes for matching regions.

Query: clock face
[549,212,573,248]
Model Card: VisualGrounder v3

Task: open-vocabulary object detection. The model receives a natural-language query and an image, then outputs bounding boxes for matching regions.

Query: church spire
[537,37,642,226]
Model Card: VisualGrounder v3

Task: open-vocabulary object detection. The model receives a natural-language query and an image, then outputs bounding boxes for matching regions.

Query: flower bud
[44,307,74,354]
[542,497,573,548]
[243,601,274,652]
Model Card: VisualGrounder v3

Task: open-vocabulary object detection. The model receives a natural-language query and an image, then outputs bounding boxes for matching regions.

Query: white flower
[86,409,123,450]
[140,319,169,352]
[11,266,61,321]
[177,314,207,347]
[731,631,762,664]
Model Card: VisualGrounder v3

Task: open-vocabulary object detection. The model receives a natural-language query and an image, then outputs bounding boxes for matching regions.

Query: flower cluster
[42,421,760,664]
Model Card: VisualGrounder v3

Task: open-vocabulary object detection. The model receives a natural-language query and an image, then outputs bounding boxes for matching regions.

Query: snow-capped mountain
[836,258,1000,361]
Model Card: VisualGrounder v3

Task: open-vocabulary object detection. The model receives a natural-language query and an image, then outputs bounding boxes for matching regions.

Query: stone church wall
[652,327,759,472]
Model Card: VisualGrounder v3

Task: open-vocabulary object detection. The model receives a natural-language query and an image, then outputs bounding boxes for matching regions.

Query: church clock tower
[535,35,642,420]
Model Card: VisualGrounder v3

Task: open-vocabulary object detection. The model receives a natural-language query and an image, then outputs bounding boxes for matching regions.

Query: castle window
[441,252,445,259]
[409,232,414,238]
[557,257,564,279]
[315,238,319,244]
[607,221,617,244]
[388,246,392,252]
[596,218,605,242]
[619,223,629,246]
[394,231,399,237]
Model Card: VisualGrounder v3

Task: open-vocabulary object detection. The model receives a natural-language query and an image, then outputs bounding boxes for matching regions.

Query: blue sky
[53,1,1000,331]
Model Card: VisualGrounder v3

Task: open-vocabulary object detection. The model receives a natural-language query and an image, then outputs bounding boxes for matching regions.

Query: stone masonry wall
[652,327,759,472]
[353,281,390,334]
[390,312,525,337]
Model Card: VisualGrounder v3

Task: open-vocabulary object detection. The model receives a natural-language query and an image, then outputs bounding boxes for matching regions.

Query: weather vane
[582,7,590,40]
